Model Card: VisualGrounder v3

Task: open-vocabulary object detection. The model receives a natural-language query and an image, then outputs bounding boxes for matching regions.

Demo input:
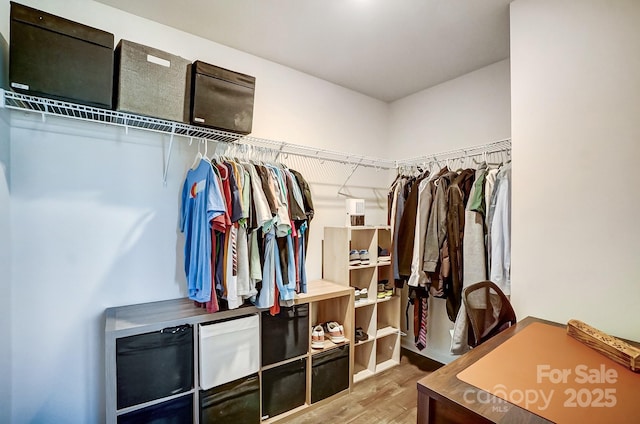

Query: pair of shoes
[354,287,369,303]
[349,250,360,266]
[378,246,391,262]
[322,321,346,343]
[311,325,325,349]
[377,281,393,299]
[349,249,370,266]
[355,327,369,343]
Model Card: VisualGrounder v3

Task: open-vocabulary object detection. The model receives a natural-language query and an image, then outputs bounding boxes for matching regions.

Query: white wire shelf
[0,89,511,181]
[1,89,397,170]
[3,89,258,142]
[399,138,512,168]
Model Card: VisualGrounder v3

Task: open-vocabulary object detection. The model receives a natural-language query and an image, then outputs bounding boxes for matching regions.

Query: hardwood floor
[280,349,443,424]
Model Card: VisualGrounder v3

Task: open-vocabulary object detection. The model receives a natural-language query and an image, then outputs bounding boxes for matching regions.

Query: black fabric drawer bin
[9,2,114,108]
[311,344,350,403]
[116,324,193,409]
[261,303,309,366]
[189,60,255,134]
[114,40,191,122]
[200,374,260,424]
[117,394,193,424]
[262,358,307,419]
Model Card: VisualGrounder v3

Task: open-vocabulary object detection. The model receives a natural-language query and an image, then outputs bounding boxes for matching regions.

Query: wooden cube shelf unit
[323,226,400,384]
[105,279,354,424]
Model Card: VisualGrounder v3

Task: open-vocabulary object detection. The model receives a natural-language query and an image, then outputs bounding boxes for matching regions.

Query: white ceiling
[95,0,512,102]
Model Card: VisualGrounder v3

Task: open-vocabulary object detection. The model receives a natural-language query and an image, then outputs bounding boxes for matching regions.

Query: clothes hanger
[190,138,203,170]
[202,139,211,163]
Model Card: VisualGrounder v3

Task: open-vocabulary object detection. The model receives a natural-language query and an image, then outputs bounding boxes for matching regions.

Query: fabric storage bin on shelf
[114,40,190,122]
[261,304,309,366]
[200,374,260,424]
[9,2,114,108]
[117,394,193,424]
[311,345,350,403]
[189,60,255,134]
[262,358,307,419]
[199,314,259,390]
[115,324,193,409]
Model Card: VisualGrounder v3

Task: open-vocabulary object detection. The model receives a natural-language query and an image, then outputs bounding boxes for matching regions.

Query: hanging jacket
[391,178,407,281]
[445,168,475,322]
[289,169,314,252]
[423,168,455,273]
[407,177,435,287]
[451,164,488,354]
[397,172,429,279]
[489,163,511,295]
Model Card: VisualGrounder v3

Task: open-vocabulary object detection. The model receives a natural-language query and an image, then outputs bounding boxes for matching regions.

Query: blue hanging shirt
[180,159,226,302]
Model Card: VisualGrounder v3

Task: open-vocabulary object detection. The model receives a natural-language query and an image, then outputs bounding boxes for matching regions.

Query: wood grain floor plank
[279,349,442,424]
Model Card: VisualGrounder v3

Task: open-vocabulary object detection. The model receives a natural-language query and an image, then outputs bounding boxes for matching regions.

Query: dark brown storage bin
[9,2,114,108]
[189,60,255,134]
[114,40,191,122]
[117,394,193,424]
[261,358,307,419]
[261,304,309,366]
[311,344,350,403]
[200,374,260,424]
[116,324,193,409]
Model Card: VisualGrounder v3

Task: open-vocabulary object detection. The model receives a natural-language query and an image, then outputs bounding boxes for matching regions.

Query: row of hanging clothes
[389,150,511,354]
[180,140,314,316]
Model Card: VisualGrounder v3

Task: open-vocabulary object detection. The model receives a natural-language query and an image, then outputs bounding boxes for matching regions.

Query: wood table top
[417,316,640,423]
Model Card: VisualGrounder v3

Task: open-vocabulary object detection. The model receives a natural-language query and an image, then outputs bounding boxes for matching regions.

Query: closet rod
[396,139,511,167]
[1,90,510,175]
[236,136,396,169]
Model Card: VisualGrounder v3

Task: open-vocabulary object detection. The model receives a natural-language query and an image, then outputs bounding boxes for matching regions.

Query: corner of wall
[0,22,10,180]
[0,127,11,424]
[0,17,10,423]
[0,31,7,90]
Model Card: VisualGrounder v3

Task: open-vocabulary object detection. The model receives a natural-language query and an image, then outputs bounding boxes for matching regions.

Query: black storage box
[261,304,309,366]
[114,40,190,122]
[189,60,255,134]
[116,324,193,409]
[117,394,193,424]
[311,345,350,403]
[200,374,260,424]
[9,2,114,108]
[262,358,307,419]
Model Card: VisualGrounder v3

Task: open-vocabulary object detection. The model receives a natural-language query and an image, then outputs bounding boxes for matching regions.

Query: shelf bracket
[337,159,363,198]
[162,124,176,186]
[274,143,286,162]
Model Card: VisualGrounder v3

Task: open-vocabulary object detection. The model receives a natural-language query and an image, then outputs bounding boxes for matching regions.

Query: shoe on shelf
[323,321,346,343]
[349,249,361,266]
[359,249,370,265]
[359,288,368,302]
[378,280,393,298]
[385,285,394,298]
[355,327,369,343]
[378,246,391,262]
[311,325,325,349]
[354,287,361,302]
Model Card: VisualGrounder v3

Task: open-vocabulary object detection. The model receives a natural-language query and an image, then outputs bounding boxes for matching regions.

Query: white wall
[0,21,11,424]
[389,59,511,157]
[510,0,640,340]
[388,59,511,364]
[2,0,392,422]
[0,110,11,424]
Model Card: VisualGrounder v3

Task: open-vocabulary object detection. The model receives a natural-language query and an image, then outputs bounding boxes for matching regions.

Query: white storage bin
[199,314,260,390]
